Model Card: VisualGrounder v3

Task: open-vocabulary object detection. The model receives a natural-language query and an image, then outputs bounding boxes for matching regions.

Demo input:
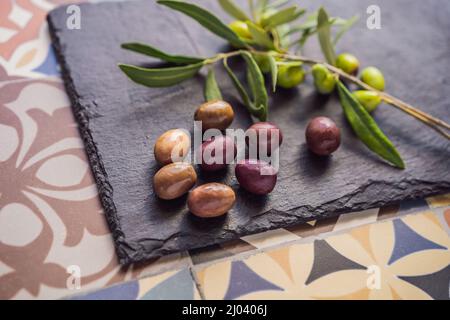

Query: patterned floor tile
[332,208,379,232]
[0,0,85,78]
[0,78,191,299]
[241,228,300,249]
[427,193,450,209]
[195,211,450,300]
[71,268,200,300]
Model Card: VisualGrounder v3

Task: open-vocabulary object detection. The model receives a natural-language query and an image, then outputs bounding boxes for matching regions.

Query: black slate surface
[48,0,450,264]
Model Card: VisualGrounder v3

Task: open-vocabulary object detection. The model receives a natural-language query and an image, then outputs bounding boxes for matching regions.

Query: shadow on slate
[47,0,450,264]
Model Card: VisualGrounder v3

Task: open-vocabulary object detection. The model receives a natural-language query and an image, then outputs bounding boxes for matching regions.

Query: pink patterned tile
[0,78,190,299]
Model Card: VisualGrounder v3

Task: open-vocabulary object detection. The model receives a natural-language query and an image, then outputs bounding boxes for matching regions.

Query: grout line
[189,267,206,300]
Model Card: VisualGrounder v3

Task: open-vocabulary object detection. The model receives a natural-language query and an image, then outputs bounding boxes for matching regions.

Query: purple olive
[305,117,341,156]
[246,122,283,156]
[198,135,237,171]
[235,159,277,195]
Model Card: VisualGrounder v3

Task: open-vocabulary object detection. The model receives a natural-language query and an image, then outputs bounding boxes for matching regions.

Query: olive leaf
[223,53,268,121]
[157,1,246,48]
[317,7,337,65]
[257,0,269,10]
[218,0,250,21]
[241,51,268,120]
[333,15,359,46]
[223,58,252,108]
[284,12,347,37]
[337,81,405,169]
[204,68,223,101]
[246,21,275,49]
[121,42,204,65]
[261,5,305,29]
[118,62,203,87]
[268,55,278,92]
[267,0,292,9]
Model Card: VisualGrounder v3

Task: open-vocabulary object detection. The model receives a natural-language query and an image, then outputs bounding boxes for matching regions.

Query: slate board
[47,0,450,264]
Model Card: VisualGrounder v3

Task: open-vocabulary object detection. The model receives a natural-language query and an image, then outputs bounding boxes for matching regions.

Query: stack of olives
[153,100,281,219]
[313,53,386,113]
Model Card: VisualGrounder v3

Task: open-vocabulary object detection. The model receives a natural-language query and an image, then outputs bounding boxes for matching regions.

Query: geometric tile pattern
[71,269,201,300]
[195,212,450,300]
[1,0,450,299]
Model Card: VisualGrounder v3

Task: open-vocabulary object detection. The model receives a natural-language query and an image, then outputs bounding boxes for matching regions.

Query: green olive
[277,62,305,89]
[228,21,252,40]
[312,64,336,94]
[353,90,382,113]
[253,51,277,73]
[335,53,360,75]
[360,67,385,91]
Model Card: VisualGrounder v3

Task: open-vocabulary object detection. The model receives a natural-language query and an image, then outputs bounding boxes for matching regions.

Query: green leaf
[268,55,278,92]
[256,0,269,14]
[157,1,246,48]
[223,53,268,121]
[218,0,250,21]
[317,7,336,65]
[333,15,359,46]
[337,81,405,169]
[266,0,291,9]
[223,58,252,108]
[241,51,268,120]
[121,42,204,64]
[261,5,305,29]
[246,21,275,49]
[118,62,203,87]
[283,15,318,37]
[204,68,223,101]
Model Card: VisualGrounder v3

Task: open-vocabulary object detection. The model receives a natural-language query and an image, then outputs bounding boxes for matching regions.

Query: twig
[278,52,450,140]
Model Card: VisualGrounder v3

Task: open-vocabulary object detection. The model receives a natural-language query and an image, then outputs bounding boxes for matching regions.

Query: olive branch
[118,0,450,169]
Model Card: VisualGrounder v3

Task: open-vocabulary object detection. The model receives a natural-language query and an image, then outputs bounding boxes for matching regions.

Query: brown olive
[194,100,234,131]
[153,162,197,200]
[197,135,237,172]
[246,122,283,156]
[235,159,277,195]
[154,129,190,166]
[305,117,341,156]
[188,183,236,218]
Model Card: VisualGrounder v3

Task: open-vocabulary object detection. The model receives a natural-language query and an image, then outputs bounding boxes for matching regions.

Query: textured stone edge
[47,6,140,265]
[46,5,450,266]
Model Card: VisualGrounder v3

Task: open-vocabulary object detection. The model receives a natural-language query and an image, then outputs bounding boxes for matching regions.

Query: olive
[188,183,236,218]
[229,21,252,40]
[198,135,237,172]
[253,51,278,73]
[353,90,381,113]
[194,100,234,131]
[277,62,305,89]
[360,67,385,91]
[305,117,341,156]
[235,159,277,195]
[246,122,283,156]
[154,129,190,165]
[153,162,197,200]
[335,53,360,75]
[312,64,336,94]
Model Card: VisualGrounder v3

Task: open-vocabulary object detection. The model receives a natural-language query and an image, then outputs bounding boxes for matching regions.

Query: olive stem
[203,51,243,65]
[274,52,450,140]
[204,49,450,140]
